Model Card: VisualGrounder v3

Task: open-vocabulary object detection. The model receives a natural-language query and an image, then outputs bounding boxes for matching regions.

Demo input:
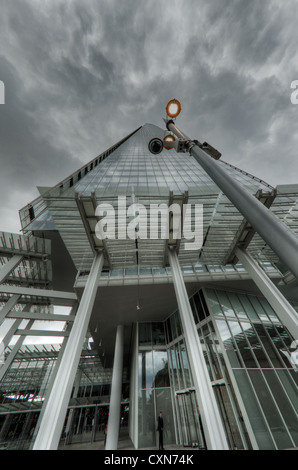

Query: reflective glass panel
[248,370,293,449]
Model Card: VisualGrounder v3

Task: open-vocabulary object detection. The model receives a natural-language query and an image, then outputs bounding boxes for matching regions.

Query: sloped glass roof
[0,231,52,289]
[19,124,298,271]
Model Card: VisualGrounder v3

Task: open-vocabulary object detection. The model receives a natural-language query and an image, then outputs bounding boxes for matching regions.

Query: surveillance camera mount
[163,137,194,153]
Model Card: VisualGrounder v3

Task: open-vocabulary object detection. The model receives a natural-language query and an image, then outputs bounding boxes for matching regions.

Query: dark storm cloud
[0,0,297,233]
[205,0,283,64]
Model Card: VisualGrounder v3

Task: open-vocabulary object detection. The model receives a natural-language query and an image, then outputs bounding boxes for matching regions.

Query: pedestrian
[104,422,108,446]
[157,411,164,450]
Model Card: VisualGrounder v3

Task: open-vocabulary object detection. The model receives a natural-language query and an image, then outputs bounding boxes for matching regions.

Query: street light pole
[166,119,298,280]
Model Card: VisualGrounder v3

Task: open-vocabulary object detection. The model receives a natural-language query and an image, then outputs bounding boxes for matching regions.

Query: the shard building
[0,114,298,451]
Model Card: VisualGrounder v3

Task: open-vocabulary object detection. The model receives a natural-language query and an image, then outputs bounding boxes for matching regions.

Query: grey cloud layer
[0,0,297,232]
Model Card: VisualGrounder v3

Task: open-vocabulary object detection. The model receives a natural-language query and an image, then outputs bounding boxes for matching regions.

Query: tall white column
[168,248,229,450]
[235,247,298,339]
[33,252,104,450]
[128,325,139,449]
[105,324,124,450]
[30,321,74,445]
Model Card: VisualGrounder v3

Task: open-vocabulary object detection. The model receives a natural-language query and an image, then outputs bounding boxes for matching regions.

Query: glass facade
[0,343,59,449]
[0,343,127,450]
[0,231,52,286]
[9,122,298,451]
[137,322,175,448]
[20,123,294,271]
[137,307,249,449]
[206,289,298,450]
[135,287,298,450]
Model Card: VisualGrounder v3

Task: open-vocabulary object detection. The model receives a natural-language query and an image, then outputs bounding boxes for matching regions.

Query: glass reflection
[138,350,169,389]
[137,288,298,450]
[153,351,170,388]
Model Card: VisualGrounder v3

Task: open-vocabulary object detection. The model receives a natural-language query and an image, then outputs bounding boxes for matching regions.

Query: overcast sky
[1,0,298,234]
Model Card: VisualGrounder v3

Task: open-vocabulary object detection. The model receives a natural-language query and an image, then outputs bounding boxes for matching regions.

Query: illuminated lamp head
[165,99,182,118]
[163,134,176,150]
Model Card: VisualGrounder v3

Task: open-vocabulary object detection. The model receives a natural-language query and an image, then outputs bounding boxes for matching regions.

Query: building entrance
[60,403,129,447]
[212,382,247,450]
[176,390,206,449]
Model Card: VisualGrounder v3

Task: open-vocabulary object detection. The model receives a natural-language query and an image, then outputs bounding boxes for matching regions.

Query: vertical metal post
[105,324,124,450]
[33,252,104,450]
[168,248,229,450]
[64,368,83,444]
[166,120,298,280]
[235,247,298,338]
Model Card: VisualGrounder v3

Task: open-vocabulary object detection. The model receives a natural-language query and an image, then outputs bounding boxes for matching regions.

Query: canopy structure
[18,124,298,274]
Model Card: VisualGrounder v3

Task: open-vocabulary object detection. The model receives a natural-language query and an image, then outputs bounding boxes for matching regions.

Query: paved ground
[58,428,197,451]
[58,428,298,451]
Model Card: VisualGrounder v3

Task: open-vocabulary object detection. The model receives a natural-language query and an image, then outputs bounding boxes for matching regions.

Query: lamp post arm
[166,119,298,279]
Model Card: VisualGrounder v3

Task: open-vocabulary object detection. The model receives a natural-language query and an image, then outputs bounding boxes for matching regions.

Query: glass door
[212,383,249,449]
[176,390,206,449]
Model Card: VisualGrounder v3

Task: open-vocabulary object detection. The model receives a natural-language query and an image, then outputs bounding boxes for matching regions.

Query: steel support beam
[166,120,298,279]
[235,247,298,339]
[0,304,32,350]
[168,247,228,450]
[105,324,124,450]
[6,311,75,322]
[0,294,21,326]
[0,285,77,306]
[33,252,104,450]
[14,329,69,337]
[0,255,23,284]
[0,320,35,382]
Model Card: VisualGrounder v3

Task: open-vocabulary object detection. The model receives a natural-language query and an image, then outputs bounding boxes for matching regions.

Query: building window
[29,206,35,221]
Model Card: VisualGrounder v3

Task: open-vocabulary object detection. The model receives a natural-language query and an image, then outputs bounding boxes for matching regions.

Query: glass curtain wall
[138,322,176,448]
[0,344,123,450]
[137,304,251,449]
[205,288,298,450]
[167,297,251,450]
[0,345,59,450]
[138,288,296,449]
[59,356,129,448]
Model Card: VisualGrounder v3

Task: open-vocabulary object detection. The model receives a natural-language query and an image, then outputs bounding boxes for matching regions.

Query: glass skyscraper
[0,123,297,450]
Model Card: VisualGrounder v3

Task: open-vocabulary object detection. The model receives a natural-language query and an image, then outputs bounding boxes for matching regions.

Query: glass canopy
[19,124,298,272]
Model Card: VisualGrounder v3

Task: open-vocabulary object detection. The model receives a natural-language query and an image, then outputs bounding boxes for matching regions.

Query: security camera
[148,138,163,155]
